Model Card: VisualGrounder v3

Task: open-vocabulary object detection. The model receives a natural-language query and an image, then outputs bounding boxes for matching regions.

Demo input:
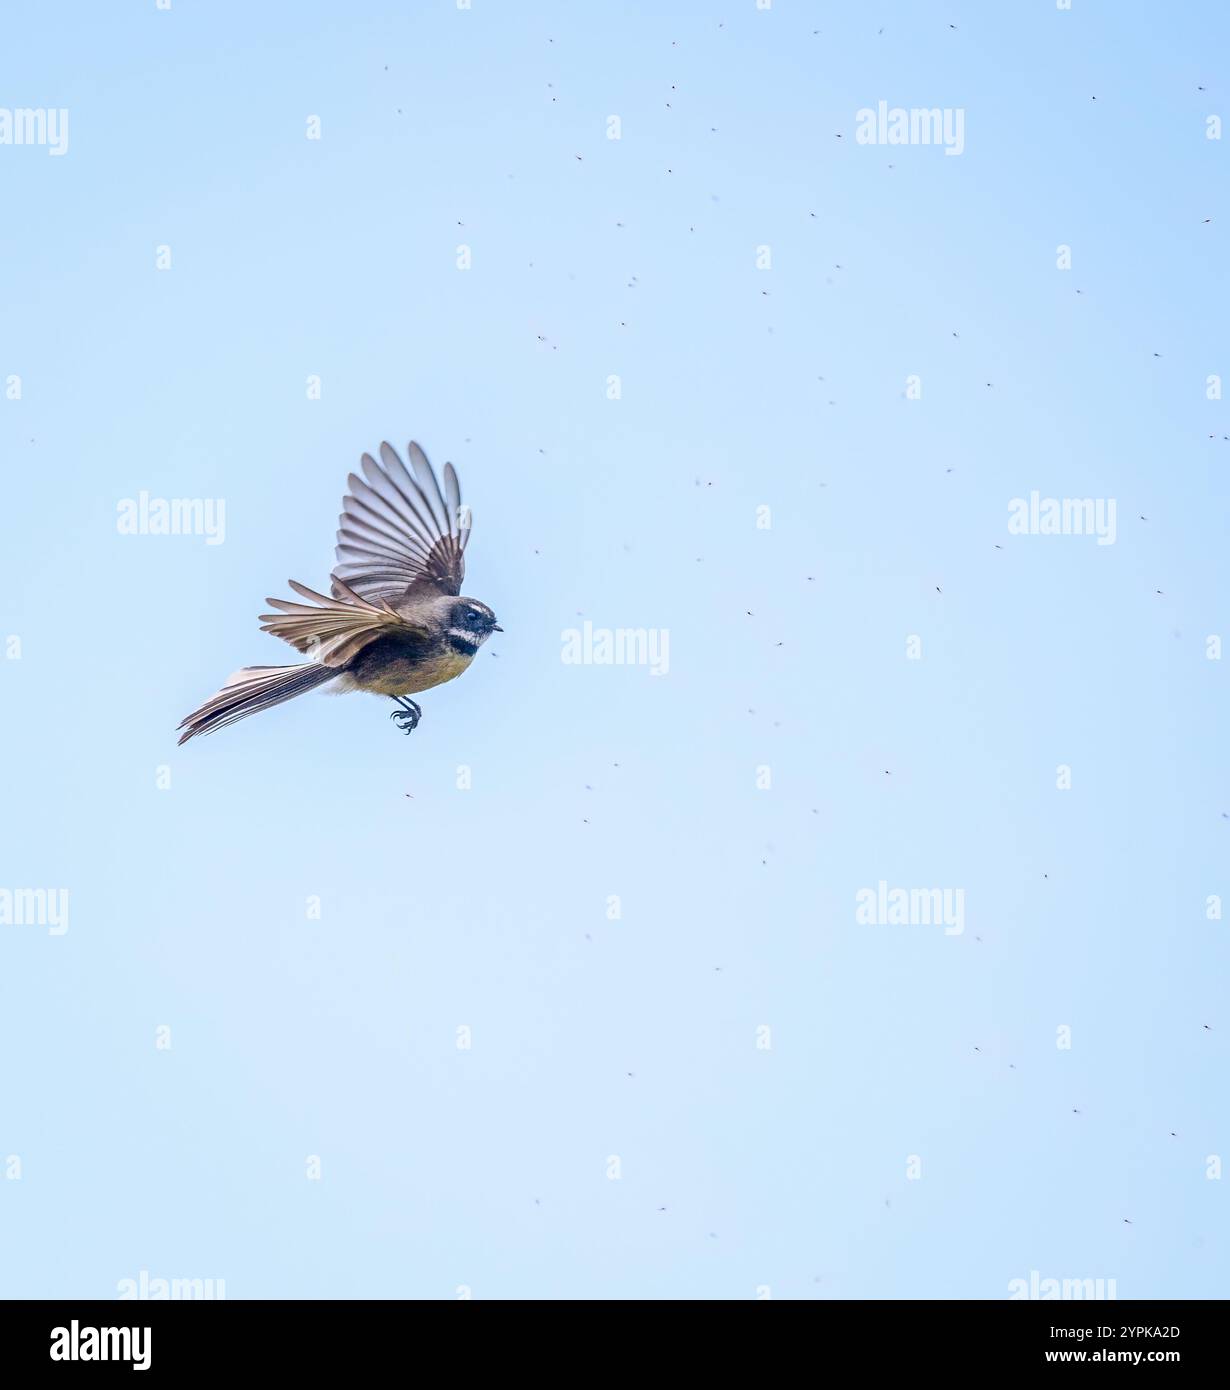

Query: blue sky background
[1,0,1227,1299]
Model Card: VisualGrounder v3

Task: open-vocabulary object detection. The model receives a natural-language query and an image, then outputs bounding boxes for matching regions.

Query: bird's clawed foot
[389,698,422,735]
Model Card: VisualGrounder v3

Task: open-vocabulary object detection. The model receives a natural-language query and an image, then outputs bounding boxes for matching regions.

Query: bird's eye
[468,610,484,628]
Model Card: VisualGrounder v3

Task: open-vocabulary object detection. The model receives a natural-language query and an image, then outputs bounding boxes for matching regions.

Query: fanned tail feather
[177,663,336,745]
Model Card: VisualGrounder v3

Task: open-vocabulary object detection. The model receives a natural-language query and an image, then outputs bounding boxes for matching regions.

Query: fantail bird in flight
[178,441,500,744]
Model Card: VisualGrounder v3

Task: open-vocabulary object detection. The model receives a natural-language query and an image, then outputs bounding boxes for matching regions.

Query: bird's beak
[491,624,503,633]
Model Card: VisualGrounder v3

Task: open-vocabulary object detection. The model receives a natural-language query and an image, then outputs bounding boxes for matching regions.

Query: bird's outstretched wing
[260,579,429,666]
[330,441,468,603]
